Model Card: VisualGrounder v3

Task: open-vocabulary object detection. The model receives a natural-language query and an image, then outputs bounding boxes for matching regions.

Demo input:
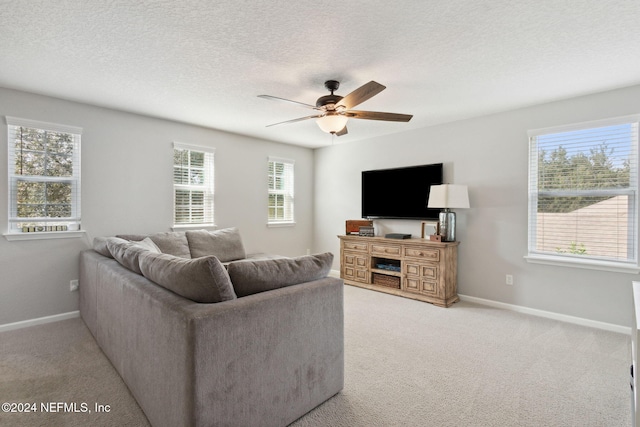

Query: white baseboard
[329,269,341,278]
[331,271,627,333]
[0,311,80,333]
[459,294,629,335]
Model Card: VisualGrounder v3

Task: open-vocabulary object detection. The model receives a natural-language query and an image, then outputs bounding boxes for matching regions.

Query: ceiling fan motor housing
[316,80,344,109]
[316,94,343,109]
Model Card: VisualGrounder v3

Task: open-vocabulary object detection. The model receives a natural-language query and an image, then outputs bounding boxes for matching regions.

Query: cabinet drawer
[403,247,440,261]
[343,241,368,252]
[371,244,401,257]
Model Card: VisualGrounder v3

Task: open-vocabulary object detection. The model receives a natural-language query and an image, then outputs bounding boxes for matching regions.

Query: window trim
[4,116,84,241]
[526,114,640,273]
[267,156,295,226]
[172,142,215,228]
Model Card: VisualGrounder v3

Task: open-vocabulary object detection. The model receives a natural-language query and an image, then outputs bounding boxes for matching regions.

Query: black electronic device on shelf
[385,233,411,239]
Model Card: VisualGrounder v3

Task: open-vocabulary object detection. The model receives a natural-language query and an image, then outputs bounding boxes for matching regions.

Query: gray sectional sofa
[79,228,344,427]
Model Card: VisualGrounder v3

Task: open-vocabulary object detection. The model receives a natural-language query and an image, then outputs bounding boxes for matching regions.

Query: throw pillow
[93,236,114,258]
[148,231,191,259]
[107,237,161,274]
[138,252,237,303]
[186,227,246,262]
[136,237,161,252]
[227,252,334,297]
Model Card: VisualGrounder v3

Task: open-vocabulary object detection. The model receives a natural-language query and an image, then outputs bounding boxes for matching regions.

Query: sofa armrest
[188,277,343,426]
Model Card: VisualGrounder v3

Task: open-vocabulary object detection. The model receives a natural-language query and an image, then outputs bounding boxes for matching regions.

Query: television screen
[361,163,443,220]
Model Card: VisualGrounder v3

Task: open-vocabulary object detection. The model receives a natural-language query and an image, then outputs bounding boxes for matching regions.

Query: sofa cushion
[186,228,246,262]
[138,252,236,303]
[107,237,161,274]
[227,252,334,297]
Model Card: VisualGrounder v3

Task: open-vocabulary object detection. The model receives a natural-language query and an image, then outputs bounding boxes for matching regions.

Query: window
[6,117,82,238]
[173,143,214,227]
[268,157,294,225]
[527,115,639,271]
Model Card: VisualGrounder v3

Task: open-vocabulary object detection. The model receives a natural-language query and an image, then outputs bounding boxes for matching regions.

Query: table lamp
[427,184,469,242]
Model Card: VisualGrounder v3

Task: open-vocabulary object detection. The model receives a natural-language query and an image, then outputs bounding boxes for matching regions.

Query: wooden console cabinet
[339,235,459,307]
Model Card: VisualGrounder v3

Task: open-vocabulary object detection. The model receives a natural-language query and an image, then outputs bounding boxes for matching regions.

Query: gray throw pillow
[115,234,148,242]
[186,228,246,262]
[138,252,237,303]
[148,231,191,259]
[227,252,334,297]
[107,237,161,274]
[93,236,114,258]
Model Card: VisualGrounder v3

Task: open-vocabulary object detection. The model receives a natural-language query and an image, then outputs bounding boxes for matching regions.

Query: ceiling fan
[258,80,413,136]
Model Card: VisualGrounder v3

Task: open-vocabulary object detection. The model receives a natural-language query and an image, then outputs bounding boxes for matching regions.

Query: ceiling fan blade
[258,95,319,110]
[336,81,386,109]
[346,110,413,122]
[336,126,348,136]
[266,114,322,127]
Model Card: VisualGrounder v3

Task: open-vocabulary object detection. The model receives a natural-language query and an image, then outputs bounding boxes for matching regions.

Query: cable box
[385,233,411,239]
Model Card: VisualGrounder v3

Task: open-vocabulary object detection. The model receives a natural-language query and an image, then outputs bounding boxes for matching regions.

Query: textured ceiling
[1,0,640,148]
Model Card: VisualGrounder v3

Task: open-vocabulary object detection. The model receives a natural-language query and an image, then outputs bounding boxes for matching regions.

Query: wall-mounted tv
[361,163,443,220]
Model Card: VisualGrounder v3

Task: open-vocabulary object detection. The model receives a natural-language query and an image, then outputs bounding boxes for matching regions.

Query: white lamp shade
[427,184,470,209]
[316,114,348,134]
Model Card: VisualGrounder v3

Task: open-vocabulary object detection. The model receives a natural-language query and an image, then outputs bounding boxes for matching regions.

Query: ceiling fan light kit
[316,113,349,134]
[259,80,412,136]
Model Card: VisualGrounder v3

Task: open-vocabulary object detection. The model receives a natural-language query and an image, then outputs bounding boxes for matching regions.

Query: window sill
[267,222,296,228]
[4,230,87,242]
[524,254,640,274]
[171,224,216,231]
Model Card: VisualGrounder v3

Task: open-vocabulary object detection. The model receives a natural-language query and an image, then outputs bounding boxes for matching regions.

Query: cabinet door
[343,252,368,283]
[404,277,421,293]
[420,279,439,296]
[404,262,440,297]
[403,277,440,297]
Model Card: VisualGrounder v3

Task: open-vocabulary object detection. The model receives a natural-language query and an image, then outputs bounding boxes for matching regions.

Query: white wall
[4,84,639,328]
[314,84,640,327]
[0,87,314,325]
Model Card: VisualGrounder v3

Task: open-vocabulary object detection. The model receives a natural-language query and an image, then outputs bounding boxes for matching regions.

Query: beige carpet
[0,285,631,426]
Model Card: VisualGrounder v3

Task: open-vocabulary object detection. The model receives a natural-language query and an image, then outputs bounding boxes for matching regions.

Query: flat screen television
[361,163,443,220]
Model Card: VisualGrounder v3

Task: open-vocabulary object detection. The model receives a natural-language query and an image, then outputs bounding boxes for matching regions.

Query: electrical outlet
[506,274,514,286]
[70,279,79,292]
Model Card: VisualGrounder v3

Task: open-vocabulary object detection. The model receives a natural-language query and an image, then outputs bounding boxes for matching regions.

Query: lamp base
[438,209,457,242]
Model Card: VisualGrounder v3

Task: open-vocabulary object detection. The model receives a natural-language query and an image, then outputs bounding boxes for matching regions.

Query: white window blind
[6,116,82,234]
[268,157,294,224]
[528,115,639,267]
[173,143,214,226]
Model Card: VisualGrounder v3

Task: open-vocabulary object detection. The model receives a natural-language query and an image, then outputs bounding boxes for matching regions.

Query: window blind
[528,115,639,264]
[173,142,214,226]
[6,116,82,234]
[268,157,294,224]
